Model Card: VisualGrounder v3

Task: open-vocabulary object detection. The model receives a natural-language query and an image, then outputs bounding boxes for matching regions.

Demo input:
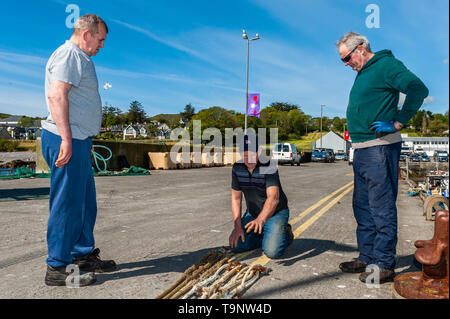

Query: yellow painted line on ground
[250,184,354,268]
[231,250,255,261]
[288,180,354,226]
[231,182,353,262]
[291,185,354,238]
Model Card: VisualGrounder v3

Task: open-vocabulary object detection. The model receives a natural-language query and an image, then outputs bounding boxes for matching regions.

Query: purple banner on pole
[247,93,260,118]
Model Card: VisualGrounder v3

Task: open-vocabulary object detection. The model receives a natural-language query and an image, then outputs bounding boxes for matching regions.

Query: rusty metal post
[393,210,449,299]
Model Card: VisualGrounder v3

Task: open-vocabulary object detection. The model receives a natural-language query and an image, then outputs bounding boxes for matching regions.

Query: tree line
[101,100,350,140]
[100,100,448,139]
[3,100,448,140]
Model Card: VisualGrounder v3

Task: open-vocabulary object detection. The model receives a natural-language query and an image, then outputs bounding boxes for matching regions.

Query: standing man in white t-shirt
[41,14,116,287]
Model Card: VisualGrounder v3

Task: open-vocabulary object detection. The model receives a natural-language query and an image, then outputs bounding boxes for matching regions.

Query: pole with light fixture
[242,29,260,134]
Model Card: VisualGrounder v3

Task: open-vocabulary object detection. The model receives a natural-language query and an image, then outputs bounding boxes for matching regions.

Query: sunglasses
[341,42,363,63]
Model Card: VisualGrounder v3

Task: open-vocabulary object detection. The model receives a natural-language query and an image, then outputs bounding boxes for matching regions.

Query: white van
[272,143,301,166]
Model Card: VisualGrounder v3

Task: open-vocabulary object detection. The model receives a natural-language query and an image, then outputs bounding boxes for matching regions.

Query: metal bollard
[393,210,449,299]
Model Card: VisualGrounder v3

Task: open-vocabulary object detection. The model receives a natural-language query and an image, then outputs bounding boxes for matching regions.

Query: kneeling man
[229,134,293,259]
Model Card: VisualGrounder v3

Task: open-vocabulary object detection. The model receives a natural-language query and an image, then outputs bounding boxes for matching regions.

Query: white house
[123,125,141,140]
[139,126,148,137]
[312,131,351,153]
[157,123,171,140]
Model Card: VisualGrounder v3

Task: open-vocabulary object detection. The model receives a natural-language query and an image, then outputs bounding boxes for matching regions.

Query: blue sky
[0,0,448,119]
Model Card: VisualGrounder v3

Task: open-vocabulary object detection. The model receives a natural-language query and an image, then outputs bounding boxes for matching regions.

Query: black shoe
[73,248,117,273]
[286,224,294,246]
[359,267,396,284]
[45,265,96,287]
[339,258,368,273]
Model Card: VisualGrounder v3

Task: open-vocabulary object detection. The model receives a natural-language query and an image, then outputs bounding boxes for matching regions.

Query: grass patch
[0,139,20,152]
[283,132,324,151]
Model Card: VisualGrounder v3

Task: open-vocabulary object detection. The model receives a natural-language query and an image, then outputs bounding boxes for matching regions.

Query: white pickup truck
[272,143,301,166]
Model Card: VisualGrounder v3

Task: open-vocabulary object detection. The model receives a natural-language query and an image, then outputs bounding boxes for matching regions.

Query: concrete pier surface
[0,161,432,299]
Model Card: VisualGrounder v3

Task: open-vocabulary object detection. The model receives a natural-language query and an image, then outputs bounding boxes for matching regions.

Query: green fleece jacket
[346,50,429,143]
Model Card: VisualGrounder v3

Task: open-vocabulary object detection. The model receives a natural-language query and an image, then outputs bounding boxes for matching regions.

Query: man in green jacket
[336,32,428,284]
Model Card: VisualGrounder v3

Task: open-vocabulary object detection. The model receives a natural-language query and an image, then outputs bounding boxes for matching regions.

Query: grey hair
[74,14,108,35]
[336,32,371,53]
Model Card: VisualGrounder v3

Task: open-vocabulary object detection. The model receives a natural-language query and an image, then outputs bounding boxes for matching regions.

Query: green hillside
[0,113,12,119]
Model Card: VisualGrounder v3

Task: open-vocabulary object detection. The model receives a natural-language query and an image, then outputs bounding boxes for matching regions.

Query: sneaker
[359,267,396,284]
[45,265,96,287]
[286,224,294,246]
[73,248,117,273]
[339,258,367,273]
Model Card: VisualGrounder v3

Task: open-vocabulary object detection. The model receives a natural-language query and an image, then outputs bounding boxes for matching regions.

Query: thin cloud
[96,64,243,93]
[0,60,43,79]
[0,51,47,65]
[110,19,210,62]
[399,93,434,106]
[0,85,46,117]
[424,96,435,104]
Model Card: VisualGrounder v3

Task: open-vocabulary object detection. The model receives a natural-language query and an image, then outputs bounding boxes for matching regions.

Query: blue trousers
[41,129,97,268]
[231,209,290,259]
[352,142,401,270]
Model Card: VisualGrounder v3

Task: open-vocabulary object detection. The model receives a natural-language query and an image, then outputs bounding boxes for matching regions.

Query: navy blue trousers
[41,129,97,268]
[352,142,401,270]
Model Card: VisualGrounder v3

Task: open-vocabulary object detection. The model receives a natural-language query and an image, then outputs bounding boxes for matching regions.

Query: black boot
[359,267,396,284]
[339,258,367,273]
[73,248,117,273]
[45,265,96,287]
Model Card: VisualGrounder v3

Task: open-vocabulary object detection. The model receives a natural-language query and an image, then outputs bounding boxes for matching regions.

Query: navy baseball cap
[239,133,259,152]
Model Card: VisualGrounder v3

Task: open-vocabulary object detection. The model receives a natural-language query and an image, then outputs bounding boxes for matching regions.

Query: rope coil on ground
[91,144,113,173]
[155,248,270,299]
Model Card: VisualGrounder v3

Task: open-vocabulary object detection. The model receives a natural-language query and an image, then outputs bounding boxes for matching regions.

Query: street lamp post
[320,104,325,148]
[242,29,260,134]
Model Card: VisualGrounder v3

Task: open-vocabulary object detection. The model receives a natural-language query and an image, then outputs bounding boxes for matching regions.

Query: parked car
[325,148,336,162]
[272,143,301,166]
[399,154,407,161]
[335,151,347,161]
[401,145,413,156]
[311,148,330,162]
[409,153,421,162]
[420,153,430,162]
[414,147,425,154]
[434,150,449,162]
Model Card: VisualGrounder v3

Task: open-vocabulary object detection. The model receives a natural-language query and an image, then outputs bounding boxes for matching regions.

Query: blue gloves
[370,121,396,135]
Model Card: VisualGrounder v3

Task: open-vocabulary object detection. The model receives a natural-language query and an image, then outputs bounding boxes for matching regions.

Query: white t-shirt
[42,40,102,140]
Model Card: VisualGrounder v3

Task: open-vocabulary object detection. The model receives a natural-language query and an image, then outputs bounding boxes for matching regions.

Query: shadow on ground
[95,246,223,285]
[277,238,359,267]
[0,187,50,202]
[94,238,422,296]
[95,239,355,286]
[246,253,421,298]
